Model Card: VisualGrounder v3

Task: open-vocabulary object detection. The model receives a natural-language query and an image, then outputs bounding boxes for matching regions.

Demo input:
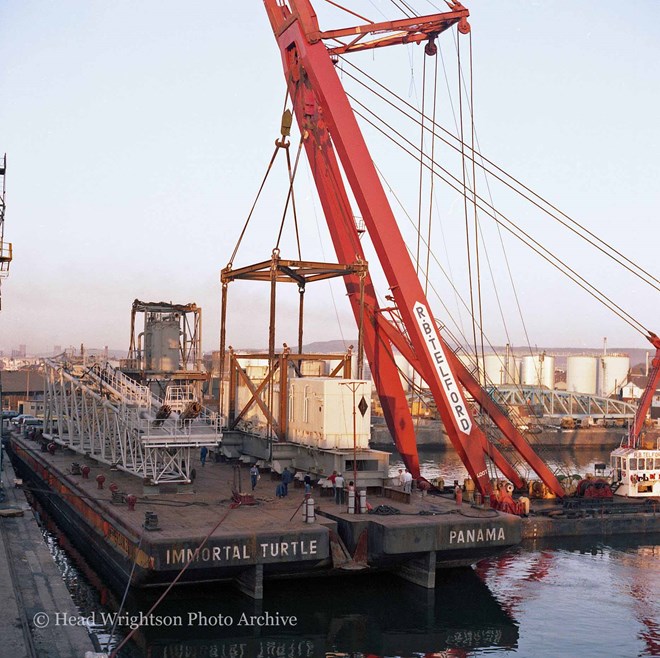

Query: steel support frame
[226,349,355,441]
[42,360,219,483]
[492,387,637,419]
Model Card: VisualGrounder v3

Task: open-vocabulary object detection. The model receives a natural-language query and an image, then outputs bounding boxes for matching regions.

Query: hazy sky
[1,0,658,356]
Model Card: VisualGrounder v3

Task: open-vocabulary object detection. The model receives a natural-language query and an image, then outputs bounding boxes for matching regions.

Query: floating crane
[263,0,565,499]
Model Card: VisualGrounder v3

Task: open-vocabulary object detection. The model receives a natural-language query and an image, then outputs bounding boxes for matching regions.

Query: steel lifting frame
[264,0,565,496]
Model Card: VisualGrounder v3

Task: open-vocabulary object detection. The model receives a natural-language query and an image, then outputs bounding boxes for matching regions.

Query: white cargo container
[287,378,371,450]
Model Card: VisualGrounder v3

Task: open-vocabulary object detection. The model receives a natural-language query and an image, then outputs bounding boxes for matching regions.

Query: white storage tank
[468,352,518,387]
[520,354,555,389]
[287,378,371,450]
[598,354,630,397]
[566,355,598,394]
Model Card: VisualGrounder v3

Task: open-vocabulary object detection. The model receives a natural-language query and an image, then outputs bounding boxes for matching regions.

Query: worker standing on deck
[200,446,208,467]
[335,472,345,505]
[403,469,413,493]
[328,470,338,500]
[249,464,259,491]
[281,467,294,496]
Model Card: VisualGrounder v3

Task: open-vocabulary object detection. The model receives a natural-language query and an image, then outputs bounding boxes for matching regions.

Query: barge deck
[9,432,519,599]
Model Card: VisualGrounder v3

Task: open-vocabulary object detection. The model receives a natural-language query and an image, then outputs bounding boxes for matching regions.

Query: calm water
[33,447,660,658]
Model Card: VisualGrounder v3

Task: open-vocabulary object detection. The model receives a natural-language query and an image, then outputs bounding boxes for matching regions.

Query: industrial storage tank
[566,355,598,394]
[598,354,630,397]
[520,354,555,389]
[476,353,518,386]
[394,353,414,392]
[144,314,181,372]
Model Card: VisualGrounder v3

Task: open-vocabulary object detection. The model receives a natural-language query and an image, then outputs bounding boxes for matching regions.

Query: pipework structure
[122,299,206,400]
[219,251,368,441]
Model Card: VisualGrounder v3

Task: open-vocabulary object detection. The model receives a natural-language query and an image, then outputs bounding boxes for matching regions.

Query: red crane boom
[263,0,565,498]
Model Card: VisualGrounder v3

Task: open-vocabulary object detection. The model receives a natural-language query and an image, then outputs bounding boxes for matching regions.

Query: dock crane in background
[0,154,13,310]
[263,0,565,499]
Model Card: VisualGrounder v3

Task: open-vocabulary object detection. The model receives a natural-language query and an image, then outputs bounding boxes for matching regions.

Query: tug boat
[611,437,660,498]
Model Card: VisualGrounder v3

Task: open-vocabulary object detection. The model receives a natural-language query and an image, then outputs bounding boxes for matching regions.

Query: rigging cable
[228,144,280,266]
[345,51,537,370]
[337,58,660,294]
[275,137,305,259]
[388,0,415,19]
[109,503,240,658]
[424,49,439,297]
[322,0,374,23]
[416,53,428,277]
[449,28,535,363]
[457,34,479,359]
[349,99,651,338]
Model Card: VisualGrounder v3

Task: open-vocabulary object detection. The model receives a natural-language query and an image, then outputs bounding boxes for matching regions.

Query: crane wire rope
[408,49,467,342]
[303,165,349,349]
[275,137,305,259]
[227,143,280,266]
[411,50,429,425]
[424,50,439,298]
[416,53,428,278]
[228,88,298,266]
[457,30,480,361]
[362,174,535,476]
[378,163,520,380]
[442,36,523,352]
[461,29,491,463]
[348,99,651,338]
[468,31,487,389]
[346,53,521,357]
[338,51,652,336]
[388,0,415,19]
[336,58,660,294]
[447,28,537,368]
[322,0,374,24]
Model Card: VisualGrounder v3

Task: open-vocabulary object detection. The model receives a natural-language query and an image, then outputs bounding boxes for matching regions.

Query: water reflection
[475,535,660,658]
[132,569,518,657]
[35,490,519,657]
[388,445,614,484]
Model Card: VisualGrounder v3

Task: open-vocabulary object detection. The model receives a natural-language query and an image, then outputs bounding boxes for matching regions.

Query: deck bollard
[303,496,315,523]
[348,488,356,514]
